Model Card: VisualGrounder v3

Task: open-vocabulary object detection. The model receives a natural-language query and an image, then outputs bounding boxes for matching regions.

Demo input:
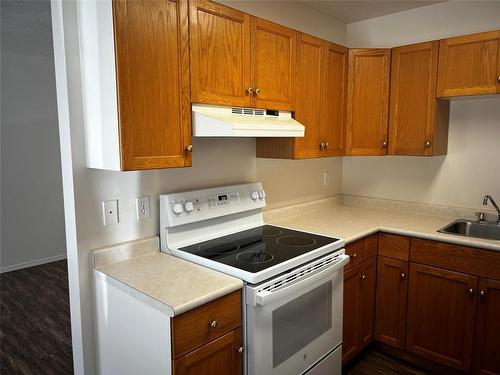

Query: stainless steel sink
[438,219,500,241]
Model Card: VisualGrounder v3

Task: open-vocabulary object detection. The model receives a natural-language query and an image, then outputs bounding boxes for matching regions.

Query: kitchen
[1,0,499,374]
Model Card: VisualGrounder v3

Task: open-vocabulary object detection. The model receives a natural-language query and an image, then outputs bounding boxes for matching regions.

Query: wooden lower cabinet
[406,263,477,372]
[375,256,408,349]
[173,329,242,375]
[473,278,500,375]
[342,255,377,364]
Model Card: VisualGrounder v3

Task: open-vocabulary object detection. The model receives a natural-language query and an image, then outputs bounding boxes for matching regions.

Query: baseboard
[1,253,67,273]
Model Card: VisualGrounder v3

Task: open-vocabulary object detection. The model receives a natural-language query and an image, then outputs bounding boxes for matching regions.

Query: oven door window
[272,281,332,368]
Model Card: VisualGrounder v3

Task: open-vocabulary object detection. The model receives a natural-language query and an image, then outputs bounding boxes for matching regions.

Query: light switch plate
[323,172,331,186]
[136,196,151,220]
[103,199,119,226]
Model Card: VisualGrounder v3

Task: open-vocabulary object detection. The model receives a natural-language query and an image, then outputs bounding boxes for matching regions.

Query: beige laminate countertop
[93,238,243,317]
[265,202,500,252]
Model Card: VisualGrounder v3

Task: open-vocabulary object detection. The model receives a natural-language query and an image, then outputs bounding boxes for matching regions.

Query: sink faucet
[483,195,500,223]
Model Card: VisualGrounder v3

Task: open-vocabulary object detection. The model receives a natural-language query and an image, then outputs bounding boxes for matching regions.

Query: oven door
[245,252,348,375]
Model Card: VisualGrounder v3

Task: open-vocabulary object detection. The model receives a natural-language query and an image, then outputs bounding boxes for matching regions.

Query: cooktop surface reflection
[178,225,341,273]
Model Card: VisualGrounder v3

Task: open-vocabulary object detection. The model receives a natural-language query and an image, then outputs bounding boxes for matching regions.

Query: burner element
[276,236,317,247]
[253,226,283,237]
[198,241,240,255]
[237,251,274,264]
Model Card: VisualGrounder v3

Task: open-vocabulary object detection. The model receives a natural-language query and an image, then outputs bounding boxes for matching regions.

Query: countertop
[93,237,243,317]
[264,198,500,252]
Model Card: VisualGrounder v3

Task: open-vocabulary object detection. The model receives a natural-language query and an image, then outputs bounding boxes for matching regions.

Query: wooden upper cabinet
[437,30,500,97]
[294,33,326,158]
[322,42,348,157]
[189,0,252,107]
[111,0,192,170]
[473,278,500,375]
[346,49,391,156]
[406,263,477,372]
[388,41,450,156]
[251,17,297,111]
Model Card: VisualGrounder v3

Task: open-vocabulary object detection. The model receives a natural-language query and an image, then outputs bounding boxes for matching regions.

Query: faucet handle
[476,212,486,222]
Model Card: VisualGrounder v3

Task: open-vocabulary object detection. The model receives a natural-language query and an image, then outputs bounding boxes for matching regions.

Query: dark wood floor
[1,260,73,374]
[345,350,430,375]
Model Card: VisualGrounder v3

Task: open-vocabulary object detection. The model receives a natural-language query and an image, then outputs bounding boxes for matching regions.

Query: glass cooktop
[178,225,341,273]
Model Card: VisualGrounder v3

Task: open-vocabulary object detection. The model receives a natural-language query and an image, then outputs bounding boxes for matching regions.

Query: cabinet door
[375,257,408,349]
[359,257,377,349]
[473,278,500,375]
[173,329,243,375]
[437,30,500,97]
[294,33,325,159]
[388,41,449,156]
[342,264,362,365]
[251,17,296,111]
[189,0,251,107]
[113,0,191,171]
[322,42,348,157]
[346,49,391,156]
[406,263,477,372]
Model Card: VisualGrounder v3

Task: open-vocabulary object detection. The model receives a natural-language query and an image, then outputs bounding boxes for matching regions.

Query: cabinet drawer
[410,239,500,281]
[172,290,242,359]
[379,233,409,261]
[345,234,378,270]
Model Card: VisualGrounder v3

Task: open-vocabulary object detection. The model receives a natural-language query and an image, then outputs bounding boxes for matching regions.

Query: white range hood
[192,104,305,137]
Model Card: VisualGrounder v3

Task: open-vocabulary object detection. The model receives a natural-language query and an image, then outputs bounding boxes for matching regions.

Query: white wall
[1,0,66,272]
[52,1,345,372]
[343,2,500,209]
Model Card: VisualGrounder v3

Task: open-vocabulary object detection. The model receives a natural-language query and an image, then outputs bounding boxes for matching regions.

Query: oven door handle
[255,254,349,306]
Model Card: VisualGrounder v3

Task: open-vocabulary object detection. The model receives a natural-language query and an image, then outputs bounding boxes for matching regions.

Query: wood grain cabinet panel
[437,30,500,97]
[378,233,409,261]
[189,0,252,107]
[251,17,297,111]
[358,257,377,349]
[173,329,243,375]
[346,49,391,156]
[406,263,477,372]
[293,33,326,158]
[388,41,450,156]
[342,263,362,364]
[473,278,500,375]
[112,0,192,170]
[375,256,408,349]
[322,42,348,157]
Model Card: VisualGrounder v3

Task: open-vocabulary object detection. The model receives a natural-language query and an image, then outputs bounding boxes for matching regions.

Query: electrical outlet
[136,196,151,220]
[102,200,119,226]
[323,172,331,186]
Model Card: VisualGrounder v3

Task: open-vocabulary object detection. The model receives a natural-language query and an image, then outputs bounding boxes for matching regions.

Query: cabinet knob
[325,142,329,149]
[254,88,261,95]
[246,87,254,94]
[425,141,432,148]
[209,320,218,328]
[480,290,486,297]
[401,273,406,279]
[469,288,474,295]
[382,140,388,148]
[497,75,500,83]
[237,346,244,354]
[351,253,357,259]
[185,144,193,153]
[360,274,366,280]
[319,142,326,150]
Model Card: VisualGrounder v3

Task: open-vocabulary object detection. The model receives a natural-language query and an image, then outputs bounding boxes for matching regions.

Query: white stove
[160,183,348,375]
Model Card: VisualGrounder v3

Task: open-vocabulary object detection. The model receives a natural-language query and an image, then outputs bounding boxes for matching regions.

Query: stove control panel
[160,183,266,228]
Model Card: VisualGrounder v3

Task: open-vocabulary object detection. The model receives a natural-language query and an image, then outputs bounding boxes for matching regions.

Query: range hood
[192,104,305,137]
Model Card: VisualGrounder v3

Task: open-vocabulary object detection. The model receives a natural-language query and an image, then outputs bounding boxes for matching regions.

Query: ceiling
[300,1,446,23]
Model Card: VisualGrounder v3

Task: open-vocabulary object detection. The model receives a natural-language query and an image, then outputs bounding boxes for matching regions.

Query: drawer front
[345,239,364,270]
[379,233,409,261]
[410,239,500,281]
[172,290,242,358]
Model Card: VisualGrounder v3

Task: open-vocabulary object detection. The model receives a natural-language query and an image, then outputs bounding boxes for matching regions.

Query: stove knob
[172,203,183,215]
[258,190,265,200]
[250,191,259,201]
[184,201,194,213]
